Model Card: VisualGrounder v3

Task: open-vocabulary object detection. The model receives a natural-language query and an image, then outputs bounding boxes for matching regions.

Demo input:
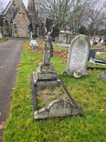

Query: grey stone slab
[90,58,106,66]
[34,99,83,119]
[67,35,90,76]
[34,71,58,80]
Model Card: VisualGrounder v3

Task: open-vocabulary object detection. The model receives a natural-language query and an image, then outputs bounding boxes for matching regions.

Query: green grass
[4,41,106,142]
[53,46,69,50]
[0,38,8,43]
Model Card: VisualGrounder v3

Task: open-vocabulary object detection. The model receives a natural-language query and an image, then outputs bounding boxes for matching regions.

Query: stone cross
[30,31,33,40]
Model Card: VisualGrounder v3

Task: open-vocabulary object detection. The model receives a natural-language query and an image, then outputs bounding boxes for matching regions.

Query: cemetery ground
[3,40,106,142]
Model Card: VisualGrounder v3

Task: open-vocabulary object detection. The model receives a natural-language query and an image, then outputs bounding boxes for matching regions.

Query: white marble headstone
[67,35,90,76]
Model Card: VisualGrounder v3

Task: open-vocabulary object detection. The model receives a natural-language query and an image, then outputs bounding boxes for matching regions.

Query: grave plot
[30,18,83,119]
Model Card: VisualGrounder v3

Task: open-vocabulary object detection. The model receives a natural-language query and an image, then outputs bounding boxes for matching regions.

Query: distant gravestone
[30,31,33,40]
[95,36,100,43]
[0,32,3,38]
[101,36,104,43]
[97,42,102,47]
[90,39,93,46]
[66,35,90,77]
[88,50,95,60]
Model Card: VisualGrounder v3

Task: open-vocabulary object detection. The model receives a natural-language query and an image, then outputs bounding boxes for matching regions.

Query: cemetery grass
[4,41,106,142]
[0,38,8,43]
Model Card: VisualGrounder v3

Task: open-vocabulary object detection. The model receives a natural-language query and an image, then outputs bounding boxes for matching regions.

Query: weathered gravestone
[66,35,90,77]
[98,71,106,82]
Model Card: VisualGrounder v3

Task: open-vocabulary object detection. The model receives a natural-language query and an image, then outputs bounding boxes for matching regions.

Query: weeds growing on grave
[3,41,106,142]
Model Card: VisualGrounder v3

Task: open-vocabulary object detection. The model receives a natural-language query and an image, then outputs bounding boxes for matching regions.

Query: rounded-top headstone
[67,34,90,76]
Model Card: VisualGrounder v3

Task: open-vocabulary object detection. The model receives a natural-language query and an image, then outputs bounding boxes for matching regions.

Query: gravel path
[0,38,26,141]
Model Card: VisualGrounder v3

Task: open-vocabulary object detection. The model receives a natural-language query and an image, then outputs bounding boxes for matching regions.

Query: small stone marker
[98,71,106,82]
[30,31,33,40]
[30,40,38,52]
[66,35,90,77]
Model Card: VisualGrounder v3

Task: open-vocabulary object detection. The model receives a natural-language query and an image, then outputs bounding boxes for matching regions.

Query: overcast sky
[4,0,28,8]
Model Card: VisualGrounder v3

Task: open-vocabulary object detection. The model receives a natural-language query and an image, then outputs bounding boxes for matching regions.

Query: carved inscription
[67,35,90,75]
[71,39,87,66]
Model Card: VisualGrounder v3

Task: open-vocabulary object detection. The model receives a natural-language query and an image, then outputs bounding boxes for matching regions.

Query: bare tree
[85,0,105,36]
[35,0,86,33]
[0,0,4,14]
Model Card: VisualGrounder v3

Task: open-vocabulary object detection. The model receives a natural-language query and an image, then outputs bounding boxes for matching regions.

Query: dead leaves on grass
[0,122,6,130]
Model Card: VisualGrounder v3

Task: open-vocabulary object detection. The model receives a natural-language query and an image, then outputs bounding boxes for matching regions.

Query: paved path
[0,38,26,141]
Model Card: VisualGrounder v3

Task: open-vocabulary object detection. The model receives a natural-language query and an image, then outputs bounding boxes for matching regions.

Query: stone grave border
[30,74,83,120]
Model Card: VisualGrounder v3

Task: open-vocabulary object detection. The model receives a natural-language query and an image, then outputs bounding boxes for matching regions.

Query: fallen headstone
[90,58,106,66]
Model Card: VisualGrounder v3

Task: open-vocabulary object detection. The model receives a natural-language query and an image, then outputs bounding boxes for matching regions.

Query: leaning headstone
[98,71,106,82]
[30,40,38,52]
[66,35,90,77]
[0,32,3,38]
